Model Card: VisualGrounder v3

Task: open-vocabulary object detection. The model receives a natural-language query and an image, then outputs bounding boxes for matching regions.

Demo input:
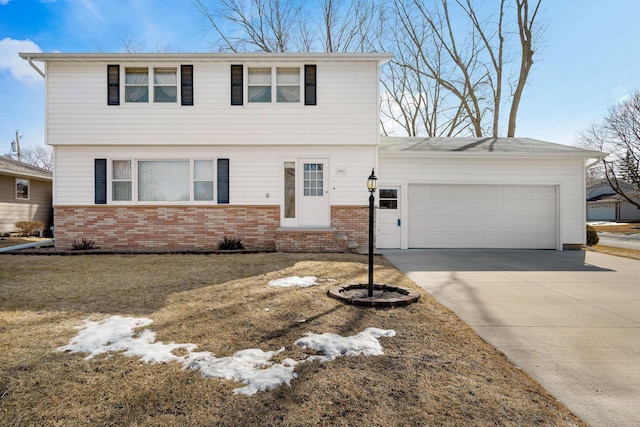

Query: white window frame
[111,159,133,202]
[15,178,29,200]
[123,66,180,105]
[153,67,178,103]
[108,159,217,204]
[246,65,302,105]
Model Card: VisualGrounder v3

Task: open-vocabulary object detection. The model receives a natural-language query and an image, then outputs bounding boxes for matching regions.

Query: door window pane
[379,188,398,209]
[284,162,295,218]
[303,163,323,197]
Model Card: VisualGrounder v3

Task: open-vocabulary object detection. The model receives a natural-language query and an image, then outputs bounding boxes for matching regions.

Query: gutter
[0,239,54,253]
[26,56,45,78]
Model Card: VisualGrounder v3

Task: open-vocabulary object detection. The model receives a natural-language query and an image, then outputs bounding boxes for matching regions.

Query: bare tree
[385,0,542,138]
[192,0,544,138]
[507,0,542,136]
[320,0,380,53]
[579,92,640,209]
[192,0,304,52]
[4,145,53,171]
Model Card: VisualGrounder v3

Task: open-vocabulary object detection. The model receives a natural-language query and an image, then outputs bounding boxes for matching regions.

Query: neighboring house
[20,52,603,251]
[0,155,52,235]
[586,179,640,221]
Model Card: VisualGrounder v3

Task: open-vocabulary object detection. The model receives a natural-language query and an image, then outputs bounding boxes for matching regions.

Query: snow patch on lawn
[295,328,397,362]
[268,276,319,287]
[58,316,395,396]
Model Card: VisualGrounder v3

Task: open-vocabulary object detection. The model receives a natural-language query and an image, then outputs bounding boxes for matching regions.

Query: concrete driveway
[382,249,640,427]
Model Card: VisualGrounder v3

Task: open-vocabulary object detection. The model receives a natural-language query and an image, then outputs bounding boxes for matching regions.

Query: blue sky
[1,0,640,152]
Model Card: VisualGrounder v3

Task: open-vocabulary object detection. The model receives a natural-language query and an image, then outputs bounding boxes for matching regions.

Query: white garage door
[408,184,557,249]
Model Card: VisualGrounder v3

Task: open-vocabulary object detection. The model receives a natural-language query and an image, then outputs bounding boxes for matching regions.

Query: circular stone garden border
[327,283,420,307]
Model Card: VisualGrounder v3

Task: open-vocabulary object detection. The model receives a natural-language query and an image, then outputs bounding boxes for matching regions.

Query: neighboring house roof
[586,178,637,192]
[0,156,52,181]
[587,192,640,203]
[379,137,605,158]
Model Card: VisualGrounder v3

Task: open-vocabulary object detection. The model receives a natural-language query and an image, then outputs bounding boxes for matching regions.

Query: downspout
[26,57,45,78]
[0,239,54,253]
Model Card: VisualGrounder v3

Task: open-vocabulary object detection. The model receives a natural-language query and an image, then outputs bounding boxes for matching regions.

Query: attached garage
[407,184,557,249]
[378,137,605,250]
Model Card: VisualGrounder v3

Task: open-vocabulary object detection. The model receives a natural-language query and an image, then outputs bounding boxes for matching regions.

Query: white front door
[377,186,401,248]
[298,160,329,226]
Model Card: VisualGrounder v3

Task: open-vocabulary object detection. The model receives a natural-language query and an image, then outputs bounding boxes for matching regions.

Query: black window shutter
[181,65,194,106]
[95,159,107,204]
[107,65,120,105]
[217,159,230,204]
[230,65,243,105]
[304,64,317,106]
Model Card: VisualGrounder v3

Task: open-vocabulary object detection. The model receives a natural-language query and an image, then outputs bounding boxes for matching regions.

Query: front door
[297,159,329,226]
[377,186,401,248]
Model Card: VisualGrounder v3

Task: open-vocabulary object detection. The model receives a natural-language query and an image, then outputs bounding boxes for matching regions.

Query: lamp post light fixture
[367,168,378,297]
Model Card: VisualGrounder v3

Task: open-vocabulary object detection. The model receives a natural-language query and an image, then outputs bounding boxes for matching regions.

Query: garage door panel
[408,184,557,249]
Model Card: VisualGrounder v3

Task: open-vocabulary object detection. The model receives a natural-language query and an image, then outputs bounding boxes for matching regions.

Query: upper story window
[247,67,301,104]
[277,68,300,102]
[153,68,178,102]
[109,65,193,106]
[125,68,149,102]
[235,65,314,105]
[16,178,29,200]
[248,68,272,103]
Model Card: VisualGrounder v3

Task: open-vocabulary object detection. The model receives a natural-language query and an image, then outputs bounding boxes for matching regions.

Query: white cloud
[0,38,43,83]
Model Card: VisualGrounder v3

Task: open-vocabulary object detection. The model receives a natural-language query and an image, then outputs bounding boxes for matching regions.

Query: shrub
[15,221,44,237]
[71,238,98,251]
[586,224,599,246]
[218,236,245,250]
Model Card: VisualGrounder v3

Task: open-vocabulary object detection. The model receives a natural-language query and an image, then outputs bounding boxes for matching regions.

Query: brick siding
[54,204,370,252]
[331,205,370,247]
[54,205,280,250]
[275,228,349,253]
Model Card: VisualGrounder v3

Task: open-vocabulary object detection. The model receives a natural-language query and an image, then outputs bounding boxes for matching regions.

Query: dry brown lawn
[591,222,640,234]
[584,245,640,261]
[0,253,584,426]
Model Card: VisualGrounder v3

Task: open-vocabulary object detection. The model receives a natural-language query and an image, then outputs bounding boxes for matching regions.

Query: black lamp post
[367,168,378,297]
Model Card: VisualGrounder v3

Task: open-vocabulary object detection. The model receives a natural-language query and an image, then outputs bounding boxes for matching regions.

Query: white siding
[379,156,587,248]
[53,145,375,207]
[45,61,380,147]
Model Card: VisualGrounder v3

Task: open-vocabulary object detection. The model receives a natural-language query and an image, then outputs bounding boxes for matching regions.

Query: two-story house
[21,52,604,251]
[20,52,391,252]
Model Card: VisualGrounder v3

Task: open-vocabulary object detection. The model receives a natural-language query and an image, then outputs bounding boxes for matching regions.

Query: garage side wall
[378,156,587,249]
